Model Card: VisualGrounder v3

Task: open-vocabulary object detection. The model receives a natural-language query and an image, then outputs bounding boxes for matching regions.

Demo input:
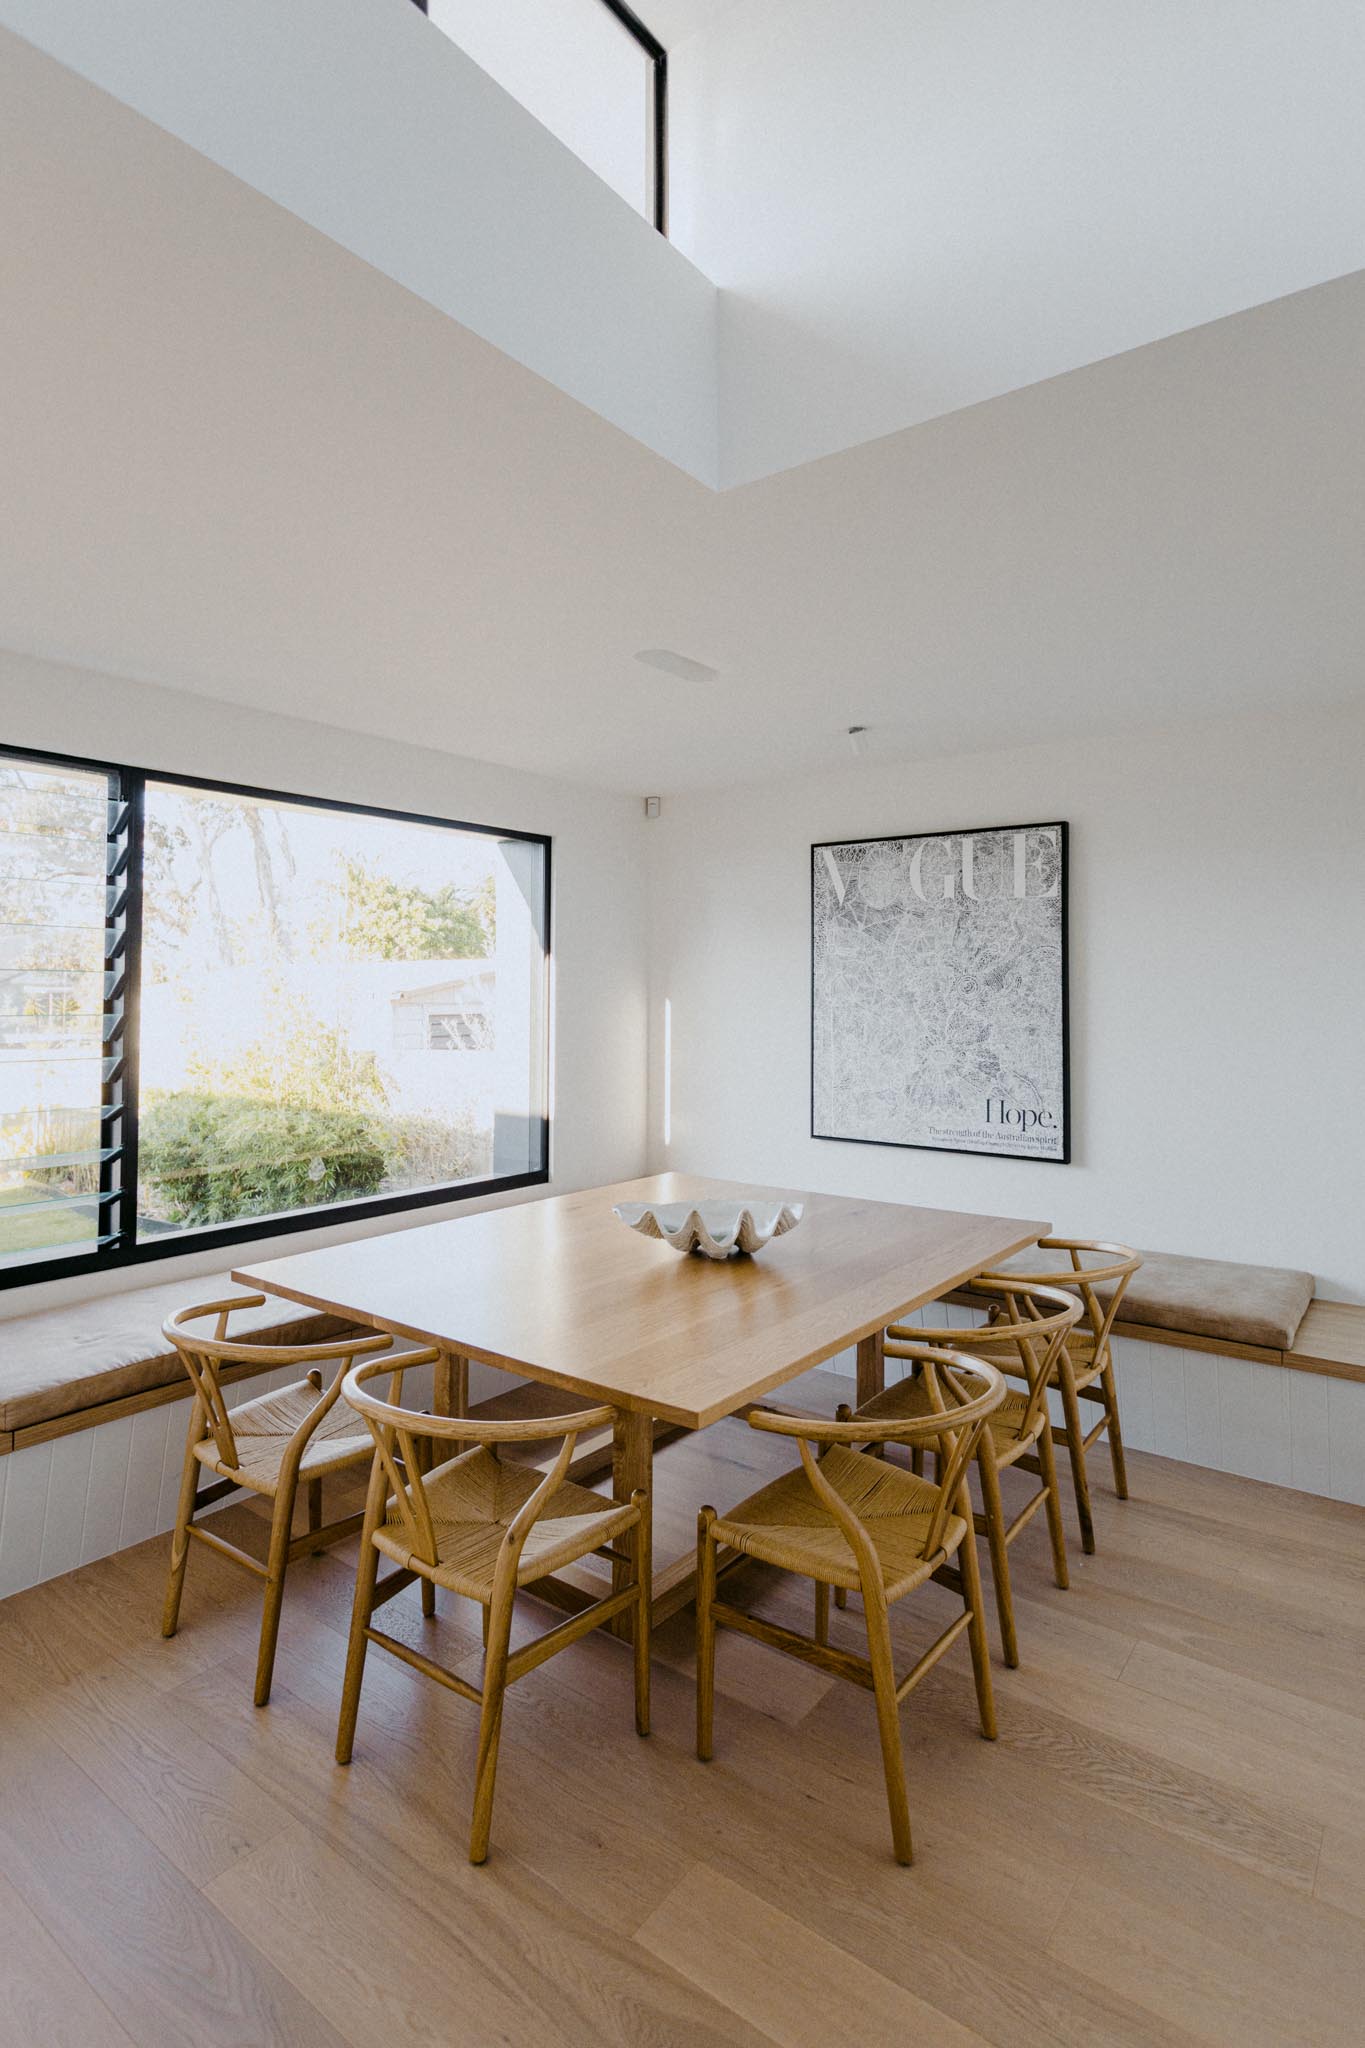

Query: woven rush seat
[859,1371,1037,1454]
[697,1349,1005,1866]
[1056,1327,1102,1381]
[338,1359,650,1864]
[710,1443,967,1600]
[974,1239,1143,1558]
[371,1444,640,1600]
[193,1380,371,1497]
[161,1299,406,1710]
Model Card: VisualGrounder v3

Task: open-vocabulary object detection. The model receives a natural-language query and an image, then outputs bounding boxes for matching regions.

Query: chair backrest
[978,1238,1142,1361]
[748,1348,1006,1573]
[162,1295,400,1477]
[888,1279,1082,1439]
[342,1353,618,1577]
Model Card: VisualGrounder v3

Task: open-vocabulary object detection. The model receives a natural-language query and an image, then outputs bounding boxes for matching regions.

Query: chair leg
[161,1431,203,1639]
[1057,1356,1096,1554]
[631,1488,651,1738]
[1036,1416,1070,1590]
[863,1590,913,1866]
[834,1585,848,1610]
[1101,1357,1130,1499]
[338,1452,389,1763]
[976,1443,1018,1668]
[814,1579,830,1646]
[421,1574,437,1619]
[955,1517,998,1742]
[307,1475,324,1554]
[255,1485,296,1708]
[481,1600,492,1650]
[469,1577,515,1865]
[696,1507,717,1762]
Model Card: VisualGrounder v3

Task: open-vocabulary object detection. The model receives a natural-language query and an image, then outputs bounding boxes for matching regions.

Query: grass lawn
[0,1185,98,1255]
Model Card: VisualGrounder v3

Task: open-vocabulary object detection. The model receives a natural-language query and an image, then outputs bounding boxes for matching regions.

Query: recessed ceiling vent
[634,647,719,683]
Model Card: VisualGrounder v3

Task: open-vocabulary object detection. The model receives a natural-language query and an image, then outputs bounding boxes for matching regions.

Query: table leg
[856,1329,885,1408]
[433,1351,468,1421]
[611,1408,653,1641]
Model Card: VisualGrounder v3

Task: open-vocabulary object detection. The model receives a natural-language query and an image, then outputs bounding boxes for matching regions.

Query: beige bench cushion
[992,1247,1315,1353]
[0,1272,360,1434]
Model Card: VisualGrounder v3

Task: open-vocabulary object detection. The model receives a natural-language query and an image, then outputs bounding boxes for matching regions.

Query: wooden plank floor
[1,1370,1364,2045]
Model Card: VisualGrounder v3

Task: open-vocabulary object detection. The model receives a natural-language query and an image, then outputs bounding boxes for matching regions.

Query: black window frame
[0,739,552,1293]
[409,0,668,235]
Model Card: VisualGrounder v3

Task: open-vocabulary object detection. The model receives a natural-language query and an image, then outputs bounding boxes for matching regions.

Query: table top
[234,1174,1049,1430]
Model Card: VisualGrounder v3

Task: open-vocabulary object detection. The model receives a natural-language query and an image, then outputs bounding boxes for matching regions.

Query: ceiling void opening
[415,0,667,232]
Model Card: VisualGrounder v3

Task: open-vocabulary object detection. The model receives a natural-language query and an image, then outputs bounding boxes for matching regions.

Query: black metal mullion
[95,773,126,1258]
[95,767,142,1263]
[115,769,145,1256]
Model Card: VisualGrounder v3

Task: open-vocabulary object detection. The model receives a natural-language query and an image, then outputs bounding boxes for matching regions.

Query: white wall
[0,649,649,1320]
[645,705,1365,1301]
[0,0,717,483]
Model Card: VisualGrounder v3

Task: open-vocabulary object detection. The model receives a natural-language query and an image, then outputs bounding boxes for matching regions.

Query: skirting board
[826,1309,1365,1507]
[0,1352,504,1605]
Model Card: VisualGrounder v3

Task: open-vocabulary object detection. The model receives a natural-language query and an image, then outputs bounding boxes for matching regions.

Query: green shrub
[139,1092,387,1227]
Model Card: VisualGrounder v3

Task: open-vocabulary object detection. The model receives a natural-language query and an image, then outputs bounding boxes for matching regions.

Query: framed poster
[811,820,1069,1162]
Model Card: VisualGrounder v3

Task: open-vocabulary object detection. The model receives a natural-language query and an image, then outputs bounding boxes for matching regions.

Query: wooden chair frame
[337,1353,650,1865]
[161,1295,399,1706]
[697,1348,1005,1865]
[977,1239,1142,1553]
[867,1280,1083,1666]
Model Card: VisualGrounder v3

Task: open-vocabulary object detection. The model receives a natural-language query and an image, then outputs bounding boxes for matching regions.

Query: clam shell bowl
[612,1198,804,1261]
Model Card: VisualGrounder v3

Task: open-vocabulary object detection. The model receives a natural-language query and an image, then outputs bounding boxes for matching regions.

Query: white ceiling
[670,0,1365,483]
[1,20,1363,795]
[642,0,746,46]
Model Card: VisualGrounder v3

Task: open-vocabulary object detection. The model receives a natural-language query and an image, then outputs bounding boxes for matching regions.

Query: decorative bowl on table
[613,1198,804,1261]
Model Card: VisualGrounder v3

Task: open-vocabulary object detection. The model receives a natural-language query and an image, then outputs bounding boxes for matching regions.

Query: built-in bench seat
[917,1249,1365,1504]
[0,1271,363,1457]
[956,1247,1365,1377]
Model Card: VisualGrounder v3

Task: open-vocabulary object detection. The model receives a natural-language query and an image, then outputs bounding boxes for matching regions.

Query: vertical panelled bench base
[1107,1332,1365,1504]
[0,1367,304,1601]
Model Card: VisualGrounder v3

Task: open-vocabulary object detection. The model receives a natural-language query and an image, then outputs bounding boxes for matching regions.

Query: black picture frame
[810,819,1070,1165]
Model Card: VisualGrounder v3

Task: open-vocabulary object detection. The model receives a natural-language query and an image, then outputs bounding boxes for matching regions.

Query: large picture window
[0,747,550,1285]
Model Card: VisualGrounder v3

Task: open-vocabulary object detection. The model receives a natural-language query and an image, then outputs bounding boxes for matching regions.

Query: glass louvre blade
[0,1053,120,1078]
[0,1230,119,1269]
[0,1008,117,1038]
[0,1187,120,1218]
[0,1146,118,1173]
[0,1188,117,1258]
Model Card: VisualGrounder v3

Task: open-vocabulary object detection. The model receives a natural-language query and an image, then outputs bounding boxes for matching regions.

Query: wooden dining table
[234,1173,1048,1628]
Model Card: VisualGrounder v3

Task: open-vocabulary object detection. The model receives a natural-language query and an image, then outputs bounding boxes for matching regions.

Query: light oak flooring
[1,1368,1364,2046]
